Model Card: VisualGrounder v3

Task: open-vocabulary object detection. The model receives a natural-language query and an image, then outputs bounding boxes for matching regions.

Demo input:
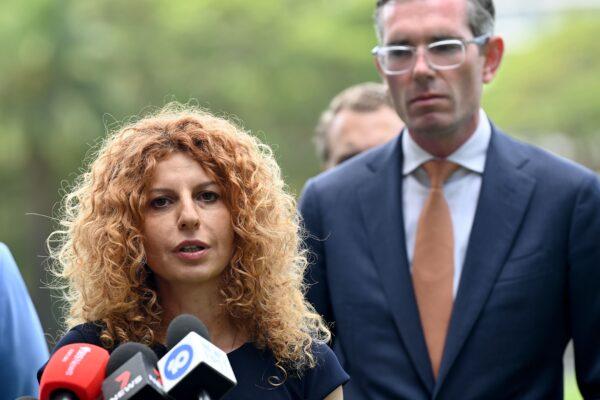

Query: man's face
[325,106,403,169]
[377,0,496,140]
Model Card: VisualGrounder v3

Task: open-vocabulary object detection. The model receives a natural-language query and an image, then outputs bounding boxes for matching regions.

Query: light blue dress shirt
[0,242,49,399]
[402,109,492,297]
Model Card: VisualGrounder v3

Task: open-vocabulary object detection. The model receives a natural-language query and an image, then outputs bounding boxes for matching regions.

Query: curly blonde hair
[48,103,330,373]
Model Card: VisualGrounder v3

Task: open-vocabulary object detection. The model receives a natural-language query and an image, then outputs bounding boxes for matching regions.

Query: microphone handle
[198,390,212,400]
[50,389,79,400]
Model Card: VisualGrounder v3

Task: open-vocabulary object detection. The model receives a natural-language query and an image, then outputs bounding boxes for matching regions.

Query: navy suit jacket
[298,126,600,399]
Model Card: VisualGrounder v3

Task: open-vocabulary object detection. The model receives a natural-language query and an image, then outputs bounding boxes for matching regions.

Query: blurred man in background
[314,82,403,170]
[300,0,600,398]
[0,242,49,398]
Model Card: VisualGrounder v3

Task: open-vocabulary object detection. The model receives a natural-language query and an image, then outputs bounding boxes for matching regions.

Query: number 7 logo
[115,370,131,390]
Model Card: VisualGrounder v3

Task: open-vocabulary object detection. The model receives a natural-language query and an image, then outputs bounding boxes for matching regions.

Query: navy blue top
[41,323,349,399]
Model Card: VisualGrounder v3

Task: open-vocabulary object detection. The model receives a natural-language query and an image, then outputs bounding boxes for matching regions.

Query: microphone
[157,314,237,400]
[39,343,109,400]
[101,342,169,400]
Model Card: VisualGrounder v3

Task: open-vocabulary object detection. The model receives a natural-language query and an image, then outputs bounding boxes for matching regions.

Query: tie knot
[422,159,459,188]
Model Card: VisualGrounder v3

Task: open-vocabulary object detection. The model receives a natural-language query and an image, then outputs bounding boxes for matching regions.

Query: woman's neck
[156,281,245,353]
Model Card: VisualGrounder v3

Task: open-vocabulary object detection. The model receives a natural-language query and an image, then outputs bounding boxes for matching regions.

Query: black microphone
[101,342,169,400]
[48,393,76,400]
[157,314,237,400]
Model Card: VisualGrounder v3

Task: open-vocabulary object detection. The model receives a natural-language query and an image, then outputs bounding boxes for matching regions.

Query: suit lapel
[358,136,436,391]
[434,130,536,394]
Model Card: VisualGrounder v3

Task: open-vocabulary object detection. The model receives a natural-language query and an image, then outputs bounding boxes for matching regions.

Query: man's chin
[408,115,453,136]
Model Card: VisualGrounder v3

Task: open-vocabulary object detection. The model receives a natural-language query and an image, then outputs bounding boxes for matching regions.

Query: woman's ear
[482,35,504,84]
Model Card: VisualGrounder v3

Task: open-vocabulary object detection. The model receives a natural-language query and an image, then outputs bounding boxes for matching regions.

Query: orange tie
[412,159,459,378]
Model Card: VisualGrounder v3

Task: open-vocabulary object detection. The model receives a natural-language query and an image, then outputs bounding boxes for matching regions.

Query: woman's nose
[177,199,200,230]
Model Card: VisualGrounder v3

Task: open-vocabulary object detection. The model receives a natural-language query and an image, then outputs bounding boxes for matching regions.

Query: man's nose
[411,47,435,79]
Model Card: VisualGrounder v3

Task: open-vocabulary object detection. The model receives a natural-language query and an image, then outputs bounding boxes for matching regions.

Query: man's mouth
[410,94,445,104]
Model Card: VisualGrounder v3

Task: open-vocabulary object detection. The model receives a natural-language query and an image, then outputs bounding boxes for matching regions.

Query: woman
[46,103,348,399]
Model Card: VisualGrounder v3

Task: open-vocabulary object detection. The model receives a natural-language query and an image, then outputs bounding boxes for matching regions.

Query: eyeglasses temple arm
[470,33,492,46]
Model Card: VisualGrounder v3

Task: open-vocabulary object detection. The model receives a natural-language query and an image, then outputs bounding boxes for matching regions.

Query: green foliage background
[0,2,597,397]
[0,0,381,341]
[483,11,600,170]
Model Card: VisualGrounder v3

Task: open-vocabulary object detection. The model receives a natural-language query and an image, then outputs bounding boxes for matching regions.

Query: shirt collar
[402,108,491,176]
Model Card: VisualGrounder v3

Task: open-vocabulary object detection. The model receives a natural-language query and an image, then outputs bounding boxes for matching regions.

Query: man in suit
[298,0,600,398]
[314,82,403,170]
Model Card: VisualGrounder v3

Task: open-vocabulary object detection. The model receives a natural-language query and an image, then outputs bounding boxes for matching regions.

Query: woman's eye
[198,191,219,203]
[150,197,171,208]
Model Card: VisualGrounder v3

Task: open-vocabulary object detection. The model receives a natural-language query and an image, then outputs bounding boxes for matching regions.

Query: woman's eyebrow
[147,181,218,193]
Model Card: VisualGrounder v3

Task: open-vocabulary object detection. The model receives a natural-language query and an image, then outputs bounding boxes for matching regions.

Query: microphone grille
[166,314,211,349]
[106,342,159,376]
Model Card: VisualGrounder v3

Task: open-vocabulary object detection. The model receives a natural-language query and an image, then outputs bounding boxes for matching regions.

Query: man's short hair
[314,82,395,164]
[374,0,495,42]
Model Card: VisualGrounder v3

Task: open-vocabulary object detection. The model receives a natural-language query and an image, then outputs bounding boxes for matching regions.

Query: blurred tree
[0,0,598,346]
[0,0,380,342]
[484,11,600,170]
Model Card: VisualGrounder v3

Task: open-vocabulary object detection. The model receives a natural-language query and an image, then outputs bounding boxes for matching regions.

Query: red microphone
[39,343,109,400]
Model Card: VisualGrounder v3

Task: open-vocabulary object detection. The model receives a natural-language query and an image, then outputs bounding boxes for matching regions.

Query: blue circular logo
[164,344,193,380]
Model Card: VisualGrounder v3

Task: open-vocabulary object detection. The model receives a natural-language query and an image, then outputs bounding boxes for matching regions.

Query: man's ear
[374,56,385,79]
[482,35,504,83]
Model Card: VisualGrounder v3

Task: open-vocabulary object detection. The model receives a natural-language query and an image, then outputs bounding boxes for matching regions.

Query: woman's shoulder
[53,322,105,350]
[311,340,341,365]
[225,341,348,400]
[301,341,349,398]
[37,322,106,382]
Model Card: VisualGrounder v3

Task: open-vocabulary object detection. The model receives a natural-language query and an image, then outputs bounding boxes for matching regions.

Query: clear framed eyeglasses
[372,34,491,75]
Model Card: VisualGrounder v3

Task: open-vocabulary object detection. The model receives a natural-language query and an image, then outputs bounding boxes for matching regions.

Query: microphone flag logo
[165,344,193,380]
[115,370,131,390]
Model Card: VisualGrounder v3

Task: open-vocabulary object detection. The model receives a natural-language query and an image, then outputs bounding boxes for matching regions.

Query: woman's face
[141,152,235,290]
